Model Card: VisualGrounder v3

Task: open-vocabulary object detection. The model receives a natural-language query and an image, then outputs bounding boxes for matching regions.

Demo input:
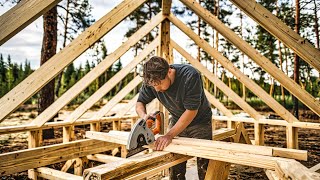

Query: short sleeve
[183,72,202,110]
[137,84,156,104]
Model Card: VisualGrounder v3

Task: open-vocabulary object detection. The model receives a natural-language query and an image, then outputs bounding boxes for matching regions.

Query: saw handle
[146,111,163,135]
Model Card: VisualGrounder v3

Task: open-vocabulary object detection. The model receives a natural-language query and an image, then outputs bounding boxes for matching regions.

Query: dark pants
[168,120,212,180]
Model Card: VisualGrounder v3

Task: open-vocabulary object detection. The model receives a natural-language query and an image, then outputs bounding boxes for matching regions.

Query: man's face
[149,75,171,92]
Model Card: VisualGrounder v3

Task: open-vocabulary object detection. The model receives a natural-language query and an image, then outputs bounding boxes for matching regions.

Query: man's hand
[154,134,173,151]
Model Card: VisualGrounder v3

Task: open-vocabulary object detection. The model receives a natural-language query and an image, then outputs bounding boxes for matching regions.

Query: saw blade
[126,146,148,158]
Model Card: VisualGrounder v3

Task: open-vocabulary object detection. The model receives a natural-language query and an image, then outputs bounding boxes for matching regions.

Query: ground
[0,106,319,179]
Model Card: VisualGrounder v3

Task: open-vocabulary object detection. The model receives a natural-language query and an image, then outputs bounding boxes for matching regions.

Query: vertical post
[160,0,172,135]
[28,130,40,179]
[254,122,264,145]
[286,125,298,149]
[91,122,101,131]
[63,126,72,143]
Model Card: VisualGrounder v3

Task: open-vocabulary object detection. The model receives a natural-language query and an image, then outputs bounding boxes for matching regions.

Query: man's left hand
[154,135,173,151]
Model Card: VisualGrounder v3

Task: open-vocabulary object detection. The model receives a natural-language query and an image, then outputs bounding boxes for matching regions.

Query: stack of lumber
[84,130,316,180]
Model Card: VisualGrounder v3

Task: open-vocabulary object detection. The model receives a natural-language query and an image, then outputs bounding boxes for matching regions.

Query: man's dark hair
[143,56,169,86]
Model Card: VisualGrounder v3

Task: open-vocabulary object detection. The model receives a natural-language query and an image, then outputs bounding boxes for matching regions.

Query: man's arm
[136,101,147,119]
[154,109,198,151]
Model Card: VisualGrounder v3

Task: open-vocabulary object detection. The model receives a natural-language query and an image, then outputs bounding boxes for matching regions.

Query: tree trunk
[197,0,202,62]
[39,6,58,139]
[239,10,246,100]
[276,1,286,107]
[314,0,319,49]
[293,0,300,119]
[55,0,70,98]
[213,0,219,98]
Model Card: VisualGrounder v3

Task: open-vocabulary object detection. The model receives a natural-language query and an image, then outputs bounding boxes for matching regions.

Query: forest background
[0,0,319,114]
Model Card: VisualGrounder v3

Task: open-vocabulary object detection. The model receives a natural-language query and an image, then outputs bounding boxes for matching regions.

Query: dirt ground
[0,109,319,179]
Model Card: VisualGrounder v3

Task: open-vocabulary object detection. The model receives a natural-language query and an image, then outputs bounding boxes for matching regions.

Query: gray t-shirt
[137,64,212,126]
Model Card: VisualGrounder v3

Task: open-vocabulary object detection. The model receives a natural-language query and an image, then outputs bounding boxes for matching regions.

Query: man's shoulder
[172,64,199,76]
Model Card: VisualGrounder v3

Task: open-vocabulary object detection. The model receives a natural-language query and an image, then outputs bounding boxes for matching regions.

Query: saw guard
[126,118,155,150]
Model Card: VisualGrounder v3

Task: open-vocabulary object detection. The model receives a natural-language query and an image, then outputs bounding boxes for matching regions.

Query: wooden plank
[162,0,172,15]
[125,156,190,180]
[31,14,164,127]
[61,159,76,172]
[62,38,158,124]
[171,39,263,120]
[0,0,61,45]
[169,16,299,123]
[204,89,233,117]
[229,0,320,72]
[116,94,139,117]
[35,167,82,180]
[172,137,306,161]
[83,151,190,180]
[0,0,149,122]
[310,163,320,172]
[93,76,142,119]
[275,159,320,180]
[0,115,138,135]
[87,154,125,164]
[177,0,320,116]
[212,128,236,141]
[265,170,280,180]
[0,139,119,175]
[85,131,128,145]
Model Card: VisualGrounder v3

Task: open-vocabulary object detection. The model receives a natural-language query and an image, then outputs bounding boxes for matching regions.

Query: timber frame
[0,0,320,179]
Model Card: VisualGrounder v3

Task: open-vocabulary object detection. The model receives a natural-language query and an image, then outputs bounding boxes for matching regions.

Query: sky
[0,0,134,69]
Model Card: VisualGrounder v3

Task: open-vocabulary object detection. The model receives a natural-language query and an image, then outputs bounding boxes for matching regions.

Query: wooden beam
[85,131,128,145]
[178,0,320,117]
[0,0,61,45]
[275,159,320,180]
[125,155,189,180]
[30,15,164,127]
[286,125,298,149]
[62,38,158,124]
[265,170,280,180]
[171,39,263,120]
[205,160,231,180]
[254,122,265,146]
[204,89,233,117]
[0,139,119,175]
[213,115,320,130]
[83,151,190,180]
[0,0,149,122]
[87,154,124,164]
[160,19,171,62]
[169,16,299,123]
[212,128,236,141]
[0,115,138,135]
[162,0,172,15]
[35,167,82,180]
[115,94,139,117]
[229,0,320,72]
[310,163,320,173]
[27,130,40,179]
[93,76,142,119]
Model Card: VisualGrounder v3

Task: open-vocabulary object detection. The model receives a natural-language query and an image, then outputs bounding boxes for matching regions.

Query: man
[136,56,212,180]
